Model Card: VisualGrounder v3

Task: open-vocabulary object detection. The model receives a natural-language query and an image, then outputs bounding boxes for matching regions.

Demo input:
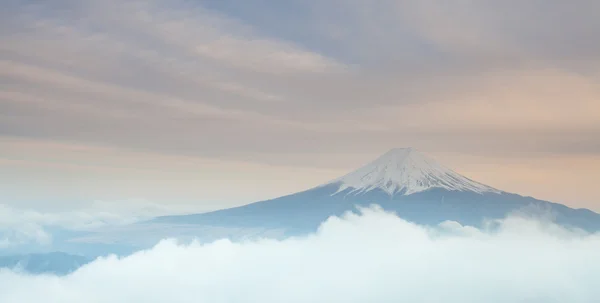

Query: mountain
[154,148,600,234]
[0,252,91,275]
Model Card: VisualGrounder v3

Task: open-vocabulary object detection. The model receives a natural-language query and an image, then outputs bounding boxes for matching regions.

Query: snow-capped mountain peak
[328,148,501,196]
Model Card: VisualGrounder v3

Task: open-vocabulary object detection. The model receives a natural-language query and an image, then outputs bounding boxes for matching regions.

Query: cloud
[0,207,598,302]
[1,0,598,159]
[194,36,343,73]
[307,0,600,66]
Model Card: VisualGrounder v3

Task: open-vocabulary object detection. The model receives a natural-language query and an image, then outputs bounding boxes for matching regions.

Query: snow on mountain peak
[328,148,501,196]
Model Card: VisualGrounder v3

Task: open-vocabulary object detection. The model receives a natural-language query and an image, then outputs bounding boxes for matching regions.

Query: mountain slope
[153,148,600,233]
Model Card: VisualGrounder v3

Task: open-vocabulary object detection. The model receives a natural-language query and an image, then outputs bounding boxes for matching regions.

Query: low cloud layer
[1,207,598,302]
[0,200,200,248]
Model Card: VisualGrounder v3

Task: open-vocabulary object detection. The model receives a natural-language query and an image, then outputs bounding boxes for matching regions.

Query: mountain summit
[327,148,500,196]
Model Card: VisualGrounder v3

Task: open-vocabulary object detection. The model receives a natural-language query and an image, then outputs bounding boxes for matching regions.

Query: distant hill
[0,252,91,275]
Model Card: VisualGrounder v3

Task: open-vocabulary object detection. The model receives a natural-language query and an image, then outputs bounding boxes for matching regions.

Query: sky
[1,0,600,212]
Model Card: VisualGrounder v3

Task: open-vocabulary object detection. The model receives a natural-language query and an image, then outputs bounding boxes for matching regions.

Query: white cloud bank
[0,206,598,303]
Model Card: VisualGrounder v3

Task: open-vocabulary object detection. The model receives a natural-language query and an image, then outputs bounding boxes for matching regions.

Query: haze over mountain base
[1,207,599,303]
